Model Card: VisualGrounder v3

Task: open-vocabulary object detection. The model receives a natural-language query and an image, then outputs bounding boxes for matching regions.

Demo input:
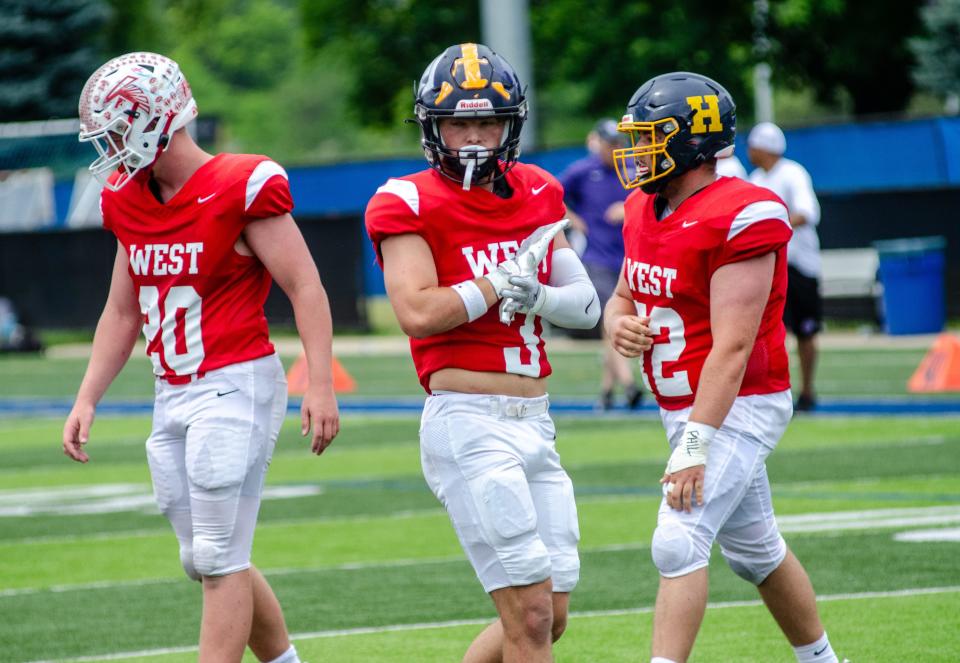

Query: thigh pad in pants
[420,394,560,593]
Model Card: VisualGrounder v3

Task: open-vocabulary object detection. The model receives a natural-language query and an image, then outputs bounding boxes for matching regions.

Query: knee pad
[720,532,787,585]
[192,536,226,577]
[189,492,260,577]
[651,522,709,577]
[192,534,250,577]
[179,543,201,582]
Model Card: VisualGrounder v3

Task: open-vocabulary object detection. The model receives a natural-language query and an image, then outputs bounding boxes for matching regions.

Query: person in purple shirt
[559,119,643,410]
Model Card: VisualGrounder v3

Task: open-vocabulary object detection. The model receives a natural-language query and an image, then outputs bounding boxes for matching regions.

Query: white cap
[747,122,786,155]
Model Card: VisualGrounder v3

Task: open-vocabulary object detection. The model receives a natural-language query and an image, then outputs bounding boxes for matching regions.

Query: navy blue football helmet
[414,43,527,186]
[614,72,736,193]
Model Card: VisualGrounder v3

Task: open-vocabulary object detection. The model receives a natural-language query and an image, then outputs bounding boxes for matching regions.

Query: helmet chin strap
[458,145,491,191]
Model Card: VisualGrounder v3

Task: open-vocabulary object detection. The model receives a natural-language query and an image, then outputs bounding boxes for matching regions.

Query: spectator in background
[748,122,823,412]
[558,119,643,410]
[716,153,748,179]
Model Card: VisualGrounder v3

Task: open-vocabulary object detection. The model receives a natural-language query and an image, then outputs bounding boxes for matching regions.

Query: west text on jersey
[461,240,549,278]
[625,258,677,298]
[128,243,204,276]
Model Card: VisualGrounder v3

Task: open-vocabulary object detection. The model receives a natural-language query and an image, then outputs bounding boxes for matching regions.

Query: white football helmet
[78,52,198,191]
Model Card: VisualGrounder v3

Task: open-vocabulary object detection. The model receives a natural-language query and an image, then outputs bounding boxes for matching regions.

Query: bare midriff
[429,368,547,398]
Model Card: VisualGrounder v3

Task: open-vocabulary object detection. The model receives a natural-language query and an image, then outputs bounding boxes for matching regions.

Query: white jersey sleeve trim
[375,178,420,216]
[727,200,791,241]
[245,160,288,212]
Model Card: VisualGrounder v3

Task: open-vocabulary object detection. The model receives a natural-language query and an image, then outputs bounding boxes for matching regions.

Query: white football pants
[420,392,581,594]
[146,353,287,579]
[654,390,793,583]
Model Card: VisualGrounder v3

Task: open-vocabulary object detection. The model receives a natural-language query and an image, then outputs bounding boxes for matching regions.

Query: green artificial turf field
[1,344,958,661]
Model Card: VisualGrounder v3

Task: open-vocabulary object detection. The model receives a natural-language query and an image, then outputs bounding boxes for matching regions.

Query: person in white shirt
[715,154,748,179]
[747,122,822,411]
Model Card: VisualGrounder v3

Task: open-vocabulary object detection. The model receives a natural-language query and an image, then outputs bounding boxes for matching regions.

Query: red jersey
[622,176,793,410]
[365,164,566,392]
[100,153,293,380]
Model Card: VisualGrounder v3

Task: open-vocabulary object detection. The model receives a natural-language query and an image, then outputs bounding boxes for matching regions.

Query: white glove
[515,219,570,272]
[497,219,571,324]
[501,273,546,313]
[483,259,522,297]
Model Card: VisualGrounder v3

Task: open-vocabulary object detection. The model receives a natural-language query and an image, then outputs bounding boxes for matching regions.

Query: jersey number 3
[139,286,205,376]
[634,302,692,397]
[504,313,542,377]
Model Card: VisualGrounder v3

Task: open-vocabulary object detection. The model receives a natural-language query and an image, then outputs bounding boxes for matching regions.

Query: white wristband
[666,421,717,474]
[451,279,488,322]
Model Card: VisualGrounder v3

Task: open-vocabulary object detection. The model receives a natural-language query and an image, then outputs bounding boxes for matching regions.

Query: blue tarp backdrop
[282,115,960,217]
[276,116,960,297]
[42,115,960,299]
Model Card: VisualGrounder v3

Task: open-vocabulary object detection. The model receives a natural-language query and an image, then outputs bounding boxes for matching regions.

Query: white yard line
[6,505,960,599]
[42,331,942,360]
[1,543,645,598]
[27,585,960,663]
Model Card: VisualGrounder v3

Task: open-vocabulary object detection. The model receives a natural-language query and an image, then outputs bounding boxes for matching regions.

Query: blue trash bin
[873,236,946,335]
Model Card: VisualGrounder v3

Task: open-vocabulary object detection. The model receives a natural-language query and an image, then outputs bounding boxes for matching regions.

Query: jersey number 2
[139,286,205,376]
[634,302,692,397]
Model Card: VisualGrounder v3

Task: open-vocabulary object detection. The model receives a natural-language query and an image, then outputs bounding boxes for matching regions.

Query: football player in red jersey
[366,43,602,663]
[62,52,339,663]
[604,73,843,663]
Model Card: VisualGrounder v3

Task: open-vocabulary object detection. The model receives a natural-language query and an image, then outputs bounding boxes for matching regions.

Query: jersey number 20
[139,286,205,376]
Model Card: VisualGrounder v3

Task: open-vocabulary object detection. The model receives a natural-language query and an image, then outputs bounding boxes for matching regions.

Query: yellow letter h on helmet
[686,95,723,134]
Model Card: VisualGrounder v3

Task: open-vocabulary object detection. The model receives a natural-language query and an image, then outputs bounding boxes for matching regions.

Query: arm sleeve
[244,160,294,220]
[715,200,793,269]
[535,247,600,329]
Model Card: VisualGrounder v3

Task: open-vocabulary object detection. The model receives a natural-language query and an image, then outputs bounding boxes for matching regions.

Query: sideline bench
[820,247,879,320]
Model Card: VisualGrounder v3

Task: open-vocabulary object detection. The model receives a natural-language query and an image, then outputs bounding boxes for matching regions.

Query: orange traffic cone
[286,353,357,395]
[907,333,960,393]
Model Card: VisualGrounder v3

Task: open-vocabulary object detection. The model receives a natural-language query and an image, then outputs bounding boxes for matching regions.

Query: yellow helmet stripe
[435,81,454,105]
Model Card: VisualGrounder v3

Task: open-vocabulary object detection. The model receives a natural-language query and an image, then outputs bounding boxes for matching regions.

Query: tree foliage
[770,0,922,116]
[299,0,755,127]
[298,0,922,133]
[0,0,112,121]
[0,0,941,160]
[910,0,960,101]
[102,0,166,56]
[193,0,298,90]
[299,0,482,126]
[532,0,755,117]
